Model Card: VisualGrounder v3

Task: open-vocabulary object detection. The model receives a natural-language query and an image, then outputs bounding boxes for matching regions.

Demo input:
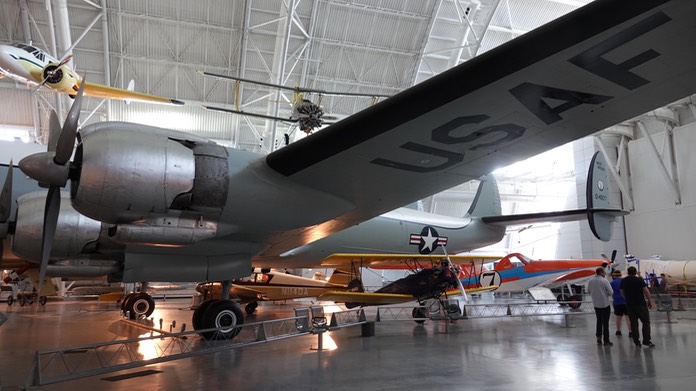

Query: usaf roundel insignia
[409,226,448,255]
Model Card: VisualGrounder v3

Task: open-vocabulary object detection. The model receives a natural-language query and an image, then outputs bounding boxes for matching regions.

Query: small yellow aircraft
[0,43,183,105]
[196,268,354,314]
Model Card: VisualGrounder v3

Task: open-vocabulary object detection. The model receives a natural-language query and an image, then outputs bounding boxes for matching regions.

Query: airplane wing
[317,291,416,305]
[320,253,502,268]
[198,70,392,98]
[252,1,696,256]
[537,269,597,289]
[80,81,184,106]
[444,285,499,295]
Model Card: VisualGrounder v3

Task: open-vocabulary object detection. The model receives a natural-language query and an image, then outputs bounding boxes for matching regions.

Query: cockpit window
[12,43,46,62]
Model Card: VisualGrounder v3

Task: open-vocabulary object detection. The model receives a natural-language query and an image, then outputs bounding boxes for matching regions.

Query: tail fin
[466,175,502,217]
[327,268,352,287]
[586,151,624,241]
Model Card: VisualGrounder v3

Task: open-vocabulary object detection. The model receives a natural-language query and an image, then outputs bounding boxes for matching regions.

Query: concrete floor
[1,296,696,390]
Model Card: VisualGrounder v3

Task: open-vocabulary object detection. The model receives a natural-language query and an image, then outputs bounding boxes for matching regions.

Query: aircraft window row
[12,43,46,62]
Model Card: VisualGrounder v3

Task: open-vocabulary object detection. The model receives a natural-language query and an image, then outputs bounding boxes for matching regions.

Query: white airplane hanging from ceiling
[0,43,183,106]
[5,0,696,339]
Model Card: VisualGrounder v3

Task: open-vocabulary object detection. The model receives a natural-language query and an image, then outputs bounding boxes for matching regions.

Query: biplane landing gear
[245,301,258,314]
[412,306,427,324]
[193,280,244,340]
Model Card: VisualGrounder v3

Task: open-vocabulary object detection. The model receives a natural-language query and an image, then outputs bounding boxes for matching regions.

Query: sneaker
[634,340,642,347]
[604,341,614,346]
[597,338,603,345]
[615,330,622,336]
[643,341,656,348]
[628,332,633,339]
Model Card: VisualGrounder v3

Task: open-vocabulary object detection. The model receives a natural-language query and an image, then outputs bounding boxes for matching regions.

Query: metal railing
[25,306,369,387]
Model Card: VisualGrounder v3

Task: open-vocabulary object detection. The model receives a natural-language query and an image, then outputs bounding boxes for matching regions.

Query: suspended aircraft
[199,70,390,135]
[7,0,696,339]
[196,268,353,314]
[0,43,183,105]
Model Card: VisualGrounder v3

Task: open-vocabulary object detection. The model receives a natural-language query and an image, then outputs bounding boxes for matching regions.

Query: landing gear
[6,295,13,306]
[123,292,155,320]
[567,294,582,309]
[193,299,244,340]
[412,307,426,324]
[245,301,258,314]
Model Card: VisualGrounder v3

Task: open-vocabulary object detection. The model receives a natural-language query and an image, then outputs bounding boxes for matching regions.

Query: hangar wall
[624,120,696,260]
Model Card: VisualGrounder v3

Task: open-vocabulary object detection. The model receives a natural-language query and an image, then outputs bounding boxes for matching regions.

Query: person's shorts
[613,304,627,316]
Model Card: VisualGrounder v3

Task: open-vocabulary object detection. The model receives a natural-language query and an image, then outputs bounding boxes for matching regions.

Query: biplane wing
[321,253,502,268]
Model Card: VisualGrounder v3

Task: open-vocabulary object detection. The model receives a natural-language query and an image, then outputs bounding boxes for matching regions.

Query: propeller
[601,249,619,272]
[441,246,468,305]
[34,54,74,91]
[0,160,13,258]
[18,77,85,295]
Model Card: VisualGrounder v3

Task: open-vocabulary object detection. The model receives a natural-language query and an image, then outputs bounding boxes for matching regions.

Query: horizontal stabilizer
[482,152,627,241]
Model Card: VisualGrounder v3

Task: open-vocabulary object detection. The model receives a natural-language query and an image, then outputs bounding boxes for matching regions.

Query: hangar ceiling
[0,0,593,152]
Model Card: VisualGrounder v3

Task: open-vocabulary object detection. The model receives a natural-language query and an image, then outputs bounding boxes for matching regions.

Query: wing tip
[171,99,185,106]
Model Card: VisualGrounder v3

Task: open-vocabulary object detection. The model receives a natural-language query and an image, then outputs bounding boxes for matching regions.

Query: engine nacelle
[12,191,102,262]
[42,63,80,95]
[71,123,229,224]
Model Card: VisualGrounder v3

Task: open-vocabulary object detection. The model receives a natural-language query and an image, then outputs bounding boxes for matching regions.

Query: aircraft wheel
[120,292,135,313]
[124,292,155,320]
[347,278,365,292]
[412,307,426,324]
[567,295,582,309]
[245,301,258,315]
[192,299,218,330]
[556,294,568,306]
[39,296,47,306]
[6,295,13,306]
[199,300,244,340]
[19,295,26,307]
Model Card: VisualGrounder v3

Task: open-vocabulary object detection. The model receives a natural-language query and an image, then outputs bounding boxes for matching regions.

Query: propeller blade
[38,186,61,296]
[54,76,85,165]
[0,161,12,223]
[611,250,617,263]
[47,110,61,152]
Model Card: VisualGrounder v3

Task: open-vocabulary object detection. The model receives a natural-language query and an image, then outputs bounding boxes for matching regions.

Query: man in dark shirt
[620,266,655,348]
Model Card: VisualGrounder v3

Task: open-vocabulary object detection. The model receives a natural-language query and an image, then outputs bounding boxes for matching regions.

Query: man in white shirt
[587,267,614,346]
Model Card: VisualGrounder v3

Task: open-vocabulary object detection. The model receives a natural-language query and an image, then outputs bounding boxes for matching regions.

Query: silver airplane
[6,0,696,339]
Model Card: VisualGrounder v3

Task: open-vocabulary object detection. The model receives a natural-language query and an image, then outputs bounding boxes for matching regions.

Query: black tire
[125,292,155,320]
[412,307,426,324]
[192,299,218,331]
[347,278,365,292]
[199,300,244,340]
[120,292,135,312]
[568,295,582,309]
[557,294,568,306]
[39,296,47,306]
[245,301,258,315]
[6,295,13,306]
[19,295,26,307]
